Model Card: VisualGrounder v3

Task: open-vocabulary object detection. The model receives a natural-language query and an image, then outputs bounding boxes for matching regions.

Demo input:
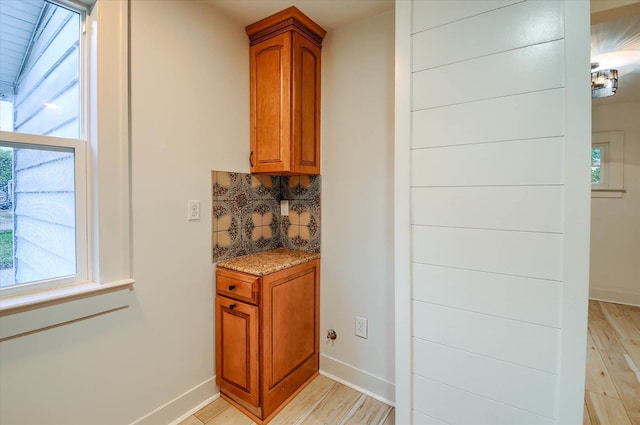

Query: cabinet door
[291,33,321,174]
[261,260,320,415]
[250,32,292,174]
[216,295,259,407]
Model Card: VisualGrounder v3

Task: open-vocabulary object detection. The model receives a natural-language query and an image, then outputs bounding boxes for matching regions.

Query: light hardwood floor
[584,300,640,425]
[179,374,394,425]
[181,300,638,425]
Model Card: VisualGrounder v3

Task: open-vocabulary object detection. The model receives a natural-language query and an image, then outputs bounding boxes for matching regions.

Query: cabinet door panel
[292,33,321,174]
[261,260,320,416]
[250,32,292,173]
[271,269,316,381]
[216,296,259,407]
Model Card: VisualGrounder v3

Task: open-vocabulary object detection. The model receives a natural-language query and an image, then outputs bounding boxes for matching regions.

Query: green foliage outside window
[591,147,601,184]
[0,148,11,189]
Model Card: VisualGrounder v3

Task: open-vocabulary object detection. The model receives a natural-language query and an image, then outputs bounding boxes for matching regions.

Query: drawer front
[216,268,259,304]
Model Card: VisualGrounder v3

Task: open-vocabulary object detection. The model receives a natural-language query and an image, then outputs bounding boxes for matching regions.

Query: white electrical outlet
[188,200,200,220]
[280,199,289,216]
[355,316,368,339]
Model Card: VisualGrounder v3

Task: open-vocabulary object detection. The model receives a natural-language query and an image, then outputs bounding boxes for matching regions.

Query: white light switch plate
[281,200,289,216]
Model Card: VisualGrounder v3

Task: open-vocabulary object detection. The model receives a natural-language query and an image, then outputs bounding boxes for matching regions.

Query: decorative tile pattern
[247,174,280,201]
[212,171,320,262]
[212,202,240,260]
[282,175,321,201]
[244,200,280,252]
[281,201,320,253]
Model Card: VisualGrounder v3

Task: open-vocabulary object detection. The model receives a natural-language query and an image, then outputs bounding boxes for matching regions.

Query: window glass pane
[0,144,76,288]
[0,0,81,138]
[591,147,602,184]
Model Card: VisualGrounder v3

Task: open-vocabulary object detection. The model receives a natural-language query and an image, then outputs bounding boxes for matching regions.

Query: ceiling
[206,0,394,32]
[590,1,640,105]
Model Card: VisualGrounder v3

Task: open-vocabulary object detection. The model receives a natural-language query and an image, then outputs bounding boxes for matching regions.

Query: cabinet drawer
[216,268,259,304]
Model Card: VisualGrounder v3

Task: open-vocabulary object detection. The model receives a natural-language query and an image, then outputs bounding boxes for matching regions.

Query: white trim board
[129,377,218,425]
[589,291,640,308]
[320,354,395,407]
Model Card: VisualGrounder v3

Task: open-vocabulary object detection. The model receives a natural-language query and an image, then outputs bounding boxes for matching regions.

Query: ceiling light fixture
[591,68,618,98]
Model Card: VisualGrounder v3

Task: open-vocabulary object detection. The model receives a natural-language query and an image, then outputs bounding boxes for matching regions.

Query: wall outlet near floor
[188,200,200,220]
[355,316,368,339]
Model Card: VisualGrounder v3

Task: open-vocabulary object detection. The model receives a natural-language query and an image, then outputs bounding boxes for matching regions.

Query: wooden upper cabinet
[247,7,326,175]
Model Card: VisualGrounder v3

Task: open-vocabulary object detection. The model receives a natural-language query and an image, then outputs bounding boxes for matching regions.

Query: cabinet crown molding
[246,6,326,47]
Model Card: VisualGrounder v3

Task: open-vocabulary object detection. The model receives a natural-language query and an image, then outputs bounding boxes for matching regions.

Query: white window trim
[0,0,133,341]
[591,131,624,198]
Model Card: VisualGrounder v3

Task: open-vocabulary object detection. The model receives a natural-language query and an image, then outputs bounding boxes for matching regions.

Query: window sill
[591,188,625,198]
[0,279,134,341]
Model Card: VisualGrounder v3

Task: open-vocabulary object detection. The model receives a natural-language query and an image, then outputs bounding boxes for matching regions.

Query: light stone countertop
[216,248,320,276]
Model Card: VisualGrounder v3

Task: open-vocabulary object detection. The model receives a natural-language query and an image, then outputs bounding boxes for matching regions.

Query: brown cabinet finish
[215,259,320,424]
[247,7,325,175]
[215,295,259,409]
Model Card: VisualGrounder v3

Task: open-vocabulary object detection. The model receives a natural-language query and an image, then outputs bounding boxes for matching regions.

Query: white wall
[590,101,640,306]
[398,1,591,423]
[320,10,395,403]
[0,1,249,424]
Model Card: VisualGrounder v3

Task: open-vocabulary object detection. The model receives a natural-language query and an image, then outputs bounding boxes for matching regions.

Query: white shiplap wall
[405,0,591,423]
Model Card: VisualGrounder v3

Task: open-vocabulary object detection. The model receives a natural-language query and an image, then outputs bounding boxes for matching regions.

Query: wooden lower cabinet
[216,259,320,424]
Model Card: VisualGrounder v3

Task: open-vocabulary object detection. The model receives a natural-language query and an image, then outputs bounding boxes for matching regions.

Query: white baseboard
[129,377,218,425]
[589,288,640,307]
[319,354,395,406]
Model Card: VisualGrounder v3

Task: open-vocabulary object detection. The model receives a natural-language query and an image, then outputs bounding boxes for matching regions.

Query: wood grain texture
[248,7,323,175]
[216,260,320,422]
[585,301,640,425]
[341,395,393,425]
[269,374,336,425]
[299,384,361,424]
[585,330,618,397]
[182,375,393,425]
[585,392,632,425]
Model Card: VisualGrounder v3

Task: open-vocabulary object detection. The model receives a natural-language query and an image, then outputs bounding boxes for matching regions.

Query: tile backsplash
[212,171,320,262]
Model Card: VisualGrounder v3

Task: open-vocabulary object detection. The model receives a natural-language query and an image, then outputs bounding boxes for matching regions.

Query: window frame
[0,0,133,341]
[591,131,624,198]
[0,0,88,294]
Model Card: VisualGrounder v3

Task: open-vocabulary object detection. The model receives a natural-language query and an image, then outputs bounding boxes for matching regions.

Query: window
[0,0,132,341]
[591,146,602,184]
[591,131,624,198]
[0,1,87,292]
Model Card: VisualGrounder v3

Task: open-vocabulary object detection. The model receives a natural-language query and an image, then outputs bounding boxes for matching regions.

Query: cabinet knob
[228,285,236,291]
[249,151,254,167]
[229,304,236,310]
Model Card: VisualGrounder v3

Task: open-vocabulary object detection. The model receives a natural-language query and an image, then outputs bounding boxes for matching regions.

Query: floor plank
[585,392,632,425]
[621,304,640,331]
[299,383,362,425]
[621,338,640,372]
[194,397,232,423]
[584,400,593,425]
[341,395,393,425]
[587,300,640,425]
[268,374,336,425]
[188,374,393,425]
[600,302,640,340]
[178,416,204,425]
[382,409,395,425]
[204,403,255,425]
[585,330,618,397]
[598,345,640,424]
